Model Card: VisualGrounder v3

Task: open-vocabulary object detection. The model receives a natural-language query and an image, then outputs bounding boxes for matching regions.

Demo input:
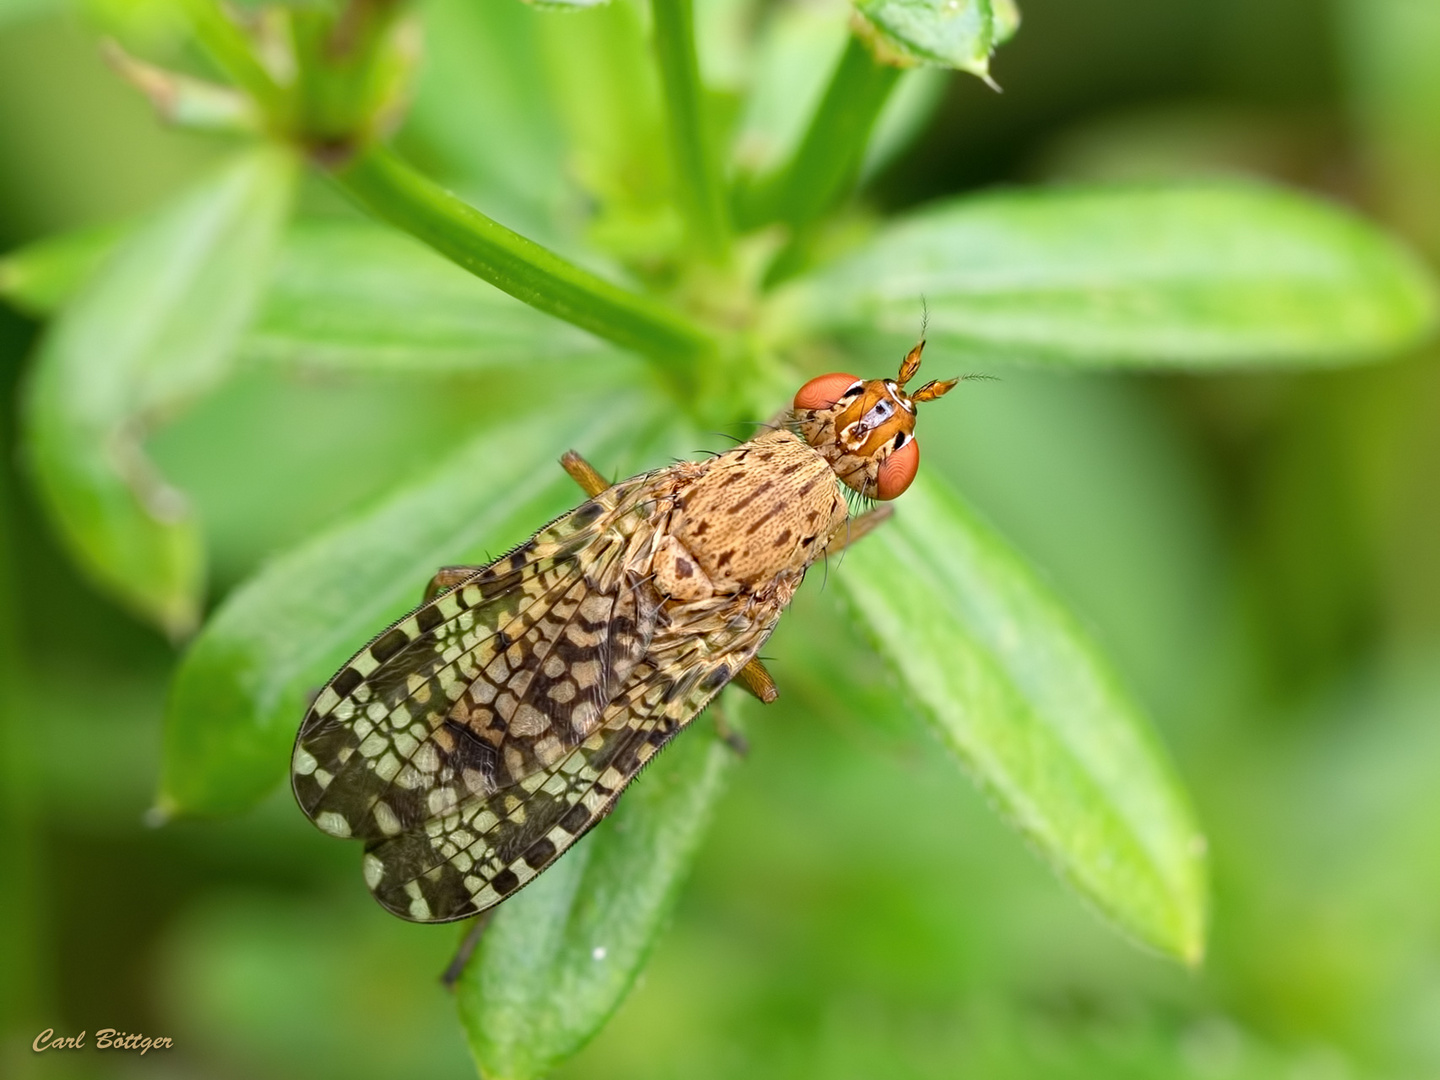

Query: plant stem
[331,145,717,376]
[179,0,289,125]
[651,0,731,263]
[735,32,903,233]
[291,0,405,146]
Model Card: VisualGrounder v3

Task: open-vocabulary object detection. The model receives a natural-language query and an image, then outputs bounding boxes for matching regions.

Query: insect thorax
[666,429,849,596]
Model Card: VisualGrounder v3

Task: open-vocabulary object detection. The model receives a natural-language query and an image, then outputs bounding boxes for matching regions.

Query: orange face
[791,341,956,501]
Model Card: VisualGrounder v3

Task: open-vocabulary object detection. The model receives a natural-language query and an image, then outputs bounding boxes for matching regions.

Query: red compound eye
[876,438,919,500]
[794,372,861,411]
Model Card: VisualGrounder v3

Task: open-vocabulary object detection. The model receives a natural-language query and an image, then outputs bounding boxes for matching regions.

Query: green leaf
[651,0,731,260]
[4,216,634,376]
[458,704,741,1080]
[535,0,677,253]
[243,219,628,375]
[104,41,262,136]
[731,4,848,180]
[21,147,297,637]
[733,10,947,207]
[853,0,1004,78]
[992,0,1020,45]
[0,221,126,317]
[157,391,664,817]
[861,66,948,184]
[793,182,1440,369]
[837,474,1207,962]
[734,33,901,235]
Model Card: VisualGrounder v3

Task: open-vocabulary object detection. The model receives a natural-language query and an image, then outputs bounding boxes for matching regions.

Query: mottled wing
[292,476,661,882]
[361,627,760,921]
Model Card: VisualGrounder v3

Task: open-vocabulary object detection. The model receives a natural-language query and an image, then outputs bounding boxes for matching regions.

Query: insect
[291,341,956,922]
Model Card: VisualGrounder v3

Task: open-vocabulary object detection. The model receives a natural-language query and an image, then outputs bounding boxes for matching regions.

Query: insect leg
[736,659,779,703]
[825,504,894,555]
[560,450,610,497]
[424,566,480,602]
[712,704,750,757]
[440,910,495,991]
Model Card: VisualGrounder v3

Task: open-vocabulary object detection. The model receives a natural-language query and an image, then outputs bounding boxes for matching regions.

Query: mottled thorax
[669,429,847,594]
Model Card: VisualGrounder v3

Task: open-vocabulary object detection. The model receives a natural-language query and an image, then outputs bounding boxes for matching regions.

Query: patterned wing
[292,477,664,893]
[360,624,763,921]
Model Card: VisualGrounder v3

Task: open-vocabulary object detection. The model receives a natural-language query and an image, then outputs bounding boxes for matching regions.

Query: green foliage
[796,183,1439,368]
[838,476,1206,962]
[459,712,741,1078]
[2,0,1438,1077]
[20,146,295,636]
[853,0,1011,76]
[245,220,633,375]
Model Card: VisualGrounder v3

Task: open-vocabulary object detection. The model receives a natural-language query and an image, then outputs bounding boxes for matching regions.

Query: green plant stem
[179,0,289,125]
[736,32,903,232]
[331,145,716,377]
[291,0,404,145]
[651,0,730,263]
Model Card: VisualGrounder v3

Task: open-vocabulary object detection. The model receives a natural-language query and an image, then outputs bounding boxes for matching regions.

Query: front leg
[424,451,610,603]
[824,504,894,556]
[561,449,611,498]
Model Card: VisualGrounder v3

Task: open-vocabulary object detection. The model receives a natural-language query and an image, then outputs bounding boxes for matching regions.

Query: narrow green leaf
[104,40,262,136]
[853,0,1002,78]
[157,392,663,817]
[178,0,288,122]
[652,0,732,260]
[21,147,297,637]
[535,0,676,254]
[837,474,1207,962]
[458,704,741,1080]
[734,33,901,233]
[731,5,847,181]
[0,221,127,318]
[733,9,946,195]
[3,216,633,375]
[861,66,949,184]
[793,183,1440,369]
[243,219,628,375]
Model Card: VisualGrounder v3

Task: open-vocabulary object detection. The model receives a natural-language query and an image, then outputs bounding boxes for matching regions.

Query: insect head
[791,340,958,500]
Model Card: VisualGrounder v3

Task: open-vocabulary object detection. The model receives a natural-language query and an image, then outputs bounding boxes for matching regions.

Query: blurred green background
[3,0,1439,1078]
